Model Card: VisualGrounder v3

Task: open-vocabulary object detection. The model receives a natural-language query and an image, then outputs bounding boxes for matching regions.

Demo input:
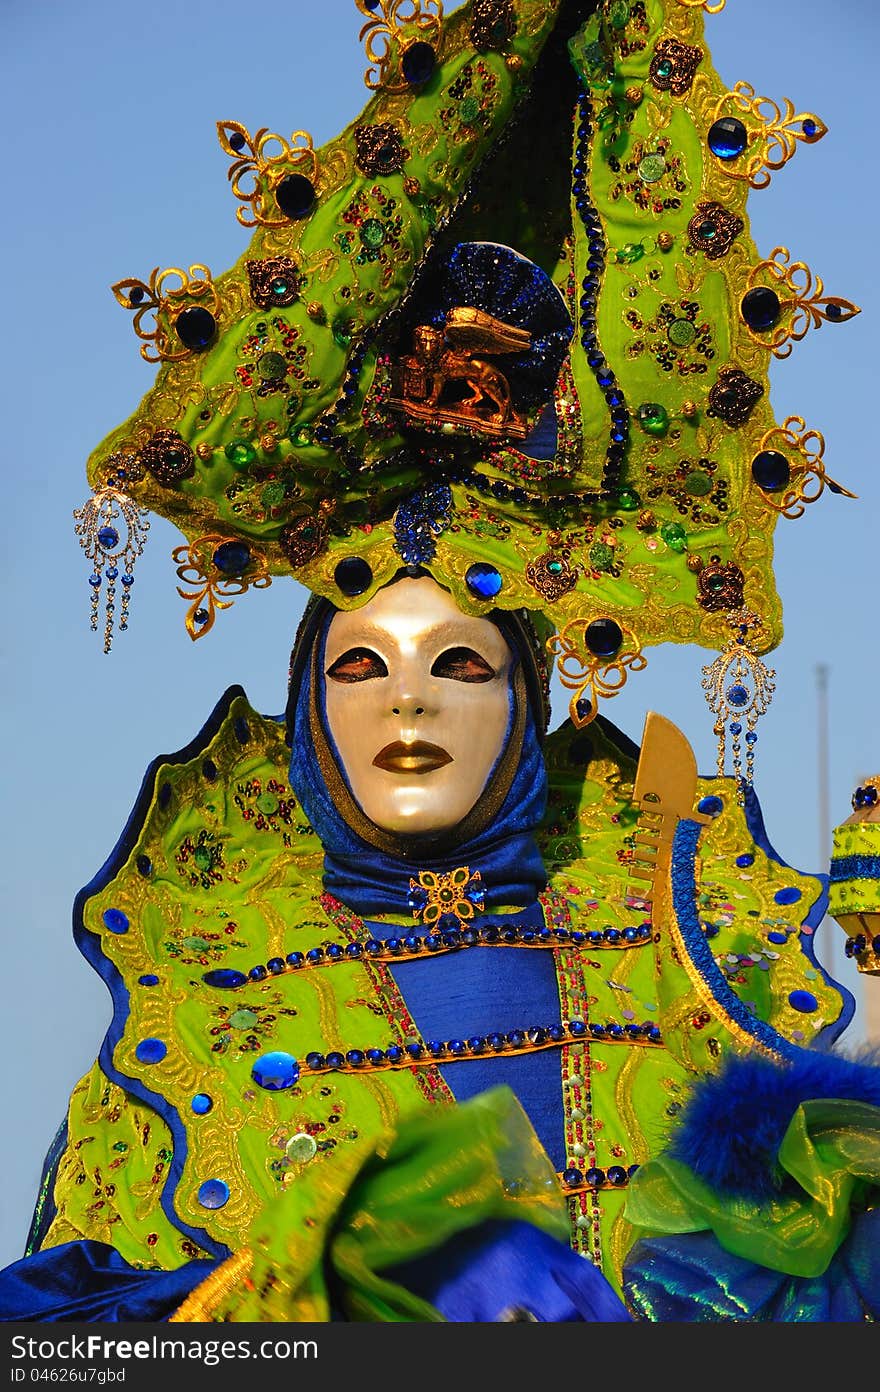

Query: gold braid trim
[169,1248,253,1323]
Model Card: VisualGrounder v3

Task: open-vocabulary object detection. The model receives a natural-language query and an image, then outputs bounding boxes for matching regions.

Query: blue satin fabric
[623,1210,880,1322]
[0,1241,217,1323]
[289,608,565,1165]
[389,1219,631,1322]
[288,611,548,917]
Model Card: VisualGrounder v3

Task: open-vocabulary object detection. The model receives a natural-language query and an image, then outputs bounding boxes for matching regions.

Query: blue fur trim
[669,1047,880,1202]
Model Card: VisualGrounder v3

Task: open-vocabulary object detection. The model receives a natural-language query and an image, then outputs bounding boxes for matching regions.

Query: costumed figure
[3,0,879,1324]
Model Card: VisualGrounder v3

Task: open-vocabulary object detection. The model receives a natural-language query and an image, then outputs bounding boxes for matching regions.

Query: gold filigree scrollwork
[742,247,861,359]
[675,0,725,13]
[548,620,647,730]
[752,415,857,520]
[356,0,444,93]
[173,535,272,641]
[711,82,826,189]
[111,266,219,363]
[217,123,318,228]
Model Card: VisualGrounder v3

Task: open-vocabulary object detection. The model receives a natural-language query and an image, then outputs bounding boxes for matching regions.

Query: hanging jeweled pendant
[701,613,776,799]
[73,486,150,652]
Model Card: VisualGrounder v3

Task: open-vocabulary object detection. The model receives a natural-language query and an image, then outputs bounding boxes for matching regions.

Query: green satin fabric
[624,1098,880,1279]
[211,1085,568,1322]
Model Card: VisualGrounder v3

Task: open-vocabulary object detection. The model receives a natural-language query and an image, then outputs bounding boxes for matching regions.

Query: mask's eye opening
[431,647,496,683]
[326,648,389,683]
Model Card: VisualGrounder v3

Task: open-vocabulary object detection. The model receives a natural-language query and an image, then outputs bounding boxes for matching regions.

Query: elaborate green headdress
[75,0,859,770]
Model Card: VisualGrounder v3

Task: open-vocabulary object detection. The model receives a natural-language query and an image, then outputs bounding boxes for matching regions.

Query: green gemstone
[638,153,666,184]
[285,1132,318,1163]
[270,278,289,297]
[636,402,669,435]
[225,439,257,469]
[183,935,211,951]
[589,542,615,572]
[260,481,286,507]
[656,59,673,79]
[289,424,312,446]
[616,489,640,510]
[460,96,481,123]
[332,318,353,348]
[615,242,645,265]
[229,1008,258,1030]
[684,471,712,497]
[660,521,688,552]
[667,318,696,348]
[256,792,279,815]
[257,351,287,381]
[547,559,564,575]
[360,218,386,250]
[609,0,629,27]
[193,846,213,870]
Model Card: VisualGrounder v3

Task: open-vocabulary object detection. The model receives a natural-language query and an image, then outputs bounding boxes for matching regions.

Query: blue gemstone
[698,795,724,818]
[386,937,402,953]
[325,1052,345,1069]
[467,1036,486,1054]
[775,886,802,906]
[569,1019,587,1037]
[97,525,119,549]
[767,931,788,945]
[729,722,743,737]
[465,562,503,599]
[703,923,720,939]
[306,947,325,963]
[197,1179,230,1210]
[751,449,791,492]
[603,927,621,944]
[326,944,344,960]
[176,306,217,350]
[252,1051,300,1090]
[741,286,781,332]
[305,1051,326,1069]
[386,1045,404,1063]
[481,926,500,943]
[404,1042,423,1059]
[708,116,748,159]
[402,40,436,85]
[461,929,478,946]
[625,1023,641,1037]
[726,685,749,708]
[448,1039,466,1056]
[425,934,441,951]
[588,930,604,945]
[138,974,159,986]
[212,540,251,575]
[506,1030,526,1048]
[403,935,421,952]
[267,957,285,974]
[106,566,118,581]
[802,118,818,137]
[286,951,304,968]
[136,855,152,878]
[365,939,382,955]
[275,173,316,220]
[191,1093,213,1115]
[585,617,623,658]
[788,990,818,1013]
[520,928,535,944]
[585,1168,606,1188]
[745,731,758,745]
[590,1022,606,1037]
[487,1033,505,1051]
[554,928,570,942]
[89,573,101,587]
[648,1025,662,1042]
[527,1027,547,1045]
[202,968,247,989]
[366,1048,384,1065]
[607,1165,628,1186]
[427,1040,446,1057]
[562,1167,583,1188]
[605,1023,624,1038]
[102,908,129,935]
[248,965,267,981]
[502,927,517,944]
[623,926,639,943]
[135,1038,167,1065]
[345,1049,365,1067]
[334,556,372,597]
[736,853,755,868]
[547,1024,565,1042]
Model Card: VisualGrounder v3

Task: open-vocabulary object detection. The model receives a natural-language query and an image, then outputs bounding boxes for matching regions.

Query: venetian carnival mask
[324,576,513,835]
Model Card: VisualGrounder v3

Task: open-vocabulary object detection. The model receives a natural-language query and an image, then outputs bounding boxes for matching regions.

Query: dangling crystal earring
[701,611,776,800]
[74,472,150,653]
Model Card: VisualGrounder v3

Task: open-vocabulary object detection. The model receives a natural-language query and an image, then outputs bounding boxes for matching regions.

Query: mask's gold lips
[372,740,453,774]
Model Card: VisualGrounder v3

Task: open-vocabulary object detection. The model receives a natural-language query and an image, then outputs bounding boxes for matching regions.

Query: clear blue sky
[2,0,877,1268]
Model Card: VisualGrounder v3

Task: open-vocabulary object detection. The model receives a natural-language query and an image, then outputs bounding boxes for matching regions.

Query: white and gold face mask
[322,576,514,838]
